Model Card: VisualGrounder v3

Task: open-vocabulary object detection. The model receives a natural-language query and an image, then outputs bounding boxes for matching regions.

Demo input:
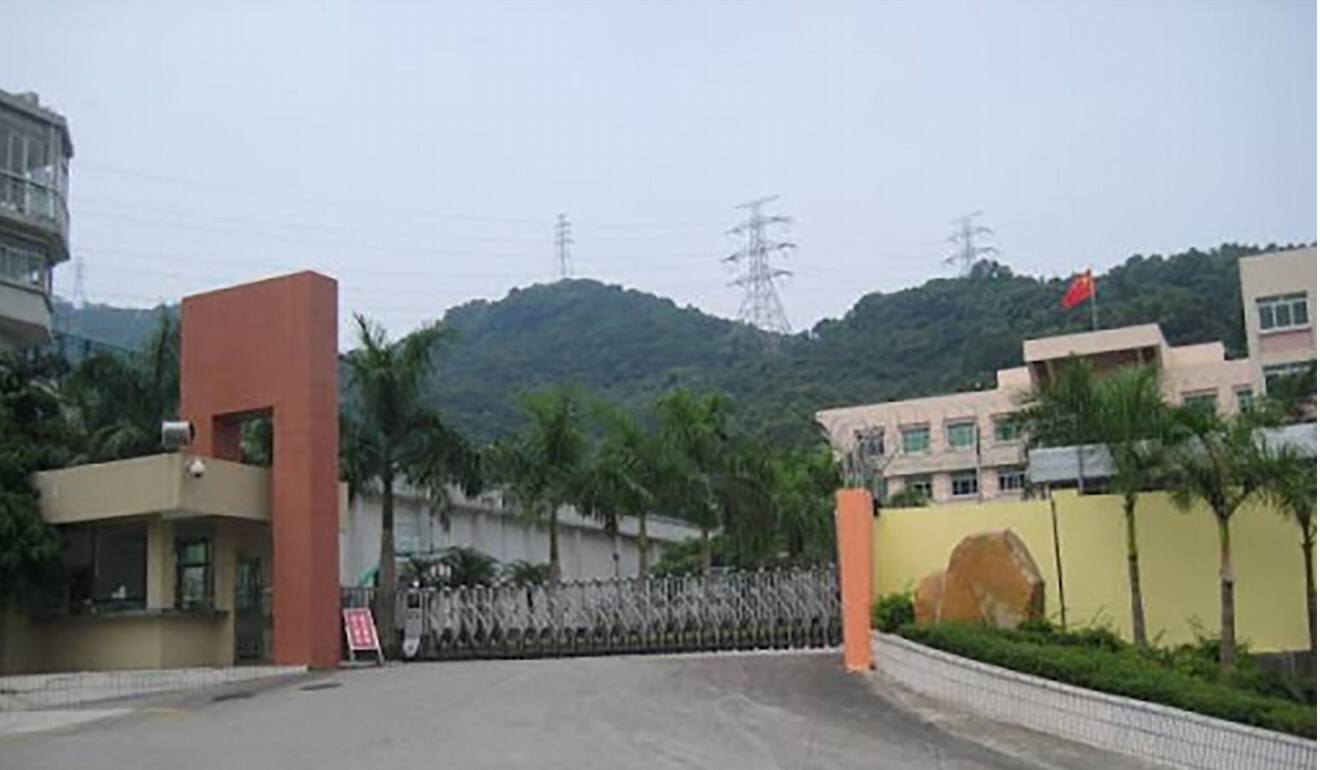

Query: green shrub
[872,592,915,632]
[899,623,1316,738]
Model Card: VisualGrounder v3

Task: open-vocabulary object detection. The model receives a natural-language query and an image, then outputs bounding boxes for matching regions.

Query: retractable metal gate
[342,566,840,660]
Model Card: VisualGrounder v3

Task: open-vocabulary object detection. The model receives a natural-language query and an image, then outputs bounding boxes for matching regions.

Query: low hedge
[897,622,1316,739]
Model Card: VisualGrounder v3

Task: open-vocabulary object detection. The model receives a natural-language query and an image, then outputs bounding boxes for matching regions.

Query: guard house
[0,455,276,672]
[0,272,341,674]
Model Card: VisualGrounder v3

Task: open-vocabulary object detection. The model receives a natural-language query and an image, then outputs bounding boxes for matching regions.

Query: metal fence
[341,566,841,660]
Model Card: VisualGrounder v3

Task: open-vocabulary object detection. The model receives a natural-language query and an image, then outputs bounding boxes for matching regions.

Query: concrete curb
[0,665,308,711]
[872,632,1316,770]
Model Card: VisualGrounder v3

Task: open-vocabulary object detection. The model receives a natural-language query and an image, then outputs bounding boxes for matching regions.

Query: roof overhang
[1027,423,1317,485]
[33,453,270,525]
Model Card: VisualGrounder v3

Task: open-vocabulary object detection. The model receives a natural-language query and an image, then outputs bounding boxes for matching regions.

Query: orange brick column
[181,272,340,670]
[836,488,874,672]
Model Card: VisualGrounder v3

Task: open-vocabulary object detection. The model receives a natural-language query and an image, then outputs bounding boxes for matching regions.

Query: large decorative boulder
[913,571,945,626]
[935,530,1044,628]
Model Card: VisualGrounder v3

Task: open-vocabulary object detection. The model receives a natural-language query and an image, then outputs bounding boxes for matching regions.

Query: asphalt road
[2,652,1091,770]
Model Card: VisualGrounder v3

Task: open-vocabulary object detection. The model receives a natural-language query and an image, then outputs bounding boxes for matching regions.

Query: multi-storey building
[0,89,73,352]
[1238,246,1316,395]
[816,323,1255,505]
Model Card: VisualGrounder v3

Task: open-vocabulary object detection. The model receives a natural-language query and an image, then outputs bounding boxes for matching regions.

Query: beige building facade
[817,323,1255,505]
[1239,246,1317,394]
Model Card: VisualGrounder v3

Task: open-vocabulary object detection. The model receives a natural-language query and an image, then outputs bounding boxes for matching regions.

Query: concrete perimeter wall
[873,490,1310,652]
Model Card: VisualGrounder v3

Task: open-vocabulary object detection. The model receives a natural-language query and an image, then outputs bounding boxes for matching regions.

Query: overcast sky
[4,0,1315,346]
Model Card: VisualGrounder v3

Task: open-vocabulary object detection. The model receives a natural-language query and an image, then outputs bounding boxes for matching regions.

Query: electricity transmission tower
[724,195,794,334]
[73,255,86,308]
[943,211,997,275]
[554,213,573,279]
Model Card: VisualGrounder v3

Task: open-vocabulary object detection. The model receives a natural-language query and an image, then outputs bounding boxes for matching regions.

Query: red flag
[1061,270,1094,310]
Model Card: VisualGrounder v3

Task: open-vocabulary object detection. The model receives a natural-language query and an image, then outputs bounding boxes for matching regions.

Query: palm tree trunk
[377,473,396,654]
[548,506,561,585]
[1301,533,1316,657]
[1123,494,1148,648]
[637,512,650,579]
[1216,515,1237,676]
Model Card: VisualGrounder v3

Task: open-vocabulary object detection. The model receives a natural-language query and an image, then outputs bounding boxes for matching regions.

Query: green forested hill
[54,242,1301,446]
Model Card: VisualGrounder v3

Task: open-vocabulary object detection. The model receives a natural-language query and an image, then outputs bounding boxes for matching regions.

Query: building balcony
[0,170,69,254]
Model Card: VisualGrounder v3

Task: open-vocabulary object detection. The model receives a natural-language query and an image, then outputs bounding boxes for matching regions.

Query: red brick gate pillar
[181,272,340,670]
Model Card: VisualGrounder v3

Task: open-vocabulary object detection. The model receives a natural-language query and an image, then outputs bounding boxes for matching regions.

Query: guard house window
[1257,293,1310,332]
[62,524,147,613]
[1235,388,1254,413]
[951,471,979,497]
[993,415,1022,443]
[854,427,884,460]
[176,533,214,610]
[998,467,1026,492]
[946,421,977,450]
[901,425,930,455]
[905,475,932,499]
[1182,392,1218,413]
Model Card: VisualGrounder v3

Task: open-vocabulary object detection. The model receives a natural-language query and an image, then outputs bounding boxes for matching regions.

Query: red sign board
[343,608,382,659]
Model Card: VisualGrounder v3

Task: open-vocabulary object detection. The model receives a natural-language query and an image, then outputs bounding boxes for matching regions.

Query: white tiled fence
[873,632,1316,770]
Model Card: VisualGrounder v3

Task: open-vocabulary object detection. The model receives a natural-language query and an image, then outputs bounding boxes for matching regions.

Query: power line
[943,211,997,275]
[723,195,794,335]
[555,213,573,279]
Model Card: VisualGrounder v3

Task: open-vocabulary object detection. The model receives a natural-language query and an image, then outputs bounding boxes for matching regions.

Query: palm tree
[1015,357,1103,490]
[584,404,659,577]
[1255,442,1317,656]
[341,314,478,647]
[496,387,588,585]
[1017,359,1170,647]
[1093,365,1174,649]
[653,389,730,576]
[771,447,840,564]
[1165,408,1268,675]
[64,311,179,462]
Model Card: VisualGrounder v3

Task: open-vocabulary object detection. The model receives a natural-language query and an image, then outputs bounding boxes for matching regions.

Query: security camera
[162,421,195,451]
[187,458,207,479]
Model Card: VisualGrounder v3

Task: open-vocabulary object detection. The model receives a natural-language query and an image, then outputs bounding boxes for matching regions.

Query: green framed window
[1182,392,1218,413]
[176,536,214,611]
[901,426,930,455]
[997,467,1026,491]
[946,421,977,450]
[1257,293,1310,332]
[951,471,979,497]
[905,475,932,498]
[993,416,1022,443]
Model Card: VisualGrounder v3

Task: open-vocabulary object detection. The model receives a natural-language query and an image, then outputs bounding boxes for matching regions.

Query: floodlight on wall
[161,420,195,450]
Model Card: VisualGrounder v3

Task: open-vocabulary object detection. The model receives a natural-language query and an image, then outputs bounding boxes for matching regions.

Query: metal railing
[0,242,50,293]
[0,170,68,238]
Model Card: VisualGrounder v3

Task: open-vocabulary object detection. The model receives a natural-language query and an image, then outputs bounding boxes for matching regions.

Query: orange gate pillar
[181,272,340,670]
[836,488,874,672]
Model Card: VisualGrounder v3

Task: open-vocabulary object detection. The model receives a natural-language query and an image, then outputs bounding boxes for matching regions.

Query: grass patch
[894,622,1316,739]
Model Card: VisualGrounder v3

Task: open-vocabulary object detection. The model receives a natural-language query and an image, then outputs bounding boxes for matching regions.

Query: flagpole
[1089,267,1098,331]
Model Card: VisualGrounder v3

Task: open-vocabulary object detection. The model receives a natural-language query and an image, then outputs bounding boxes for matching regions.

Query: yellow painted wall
[0,518,272,675]
[873,490,1312,652]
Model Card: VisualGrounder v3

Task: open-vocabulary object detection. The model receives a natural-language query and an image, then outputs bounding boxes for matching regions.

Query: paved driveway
[3,652,1086,769]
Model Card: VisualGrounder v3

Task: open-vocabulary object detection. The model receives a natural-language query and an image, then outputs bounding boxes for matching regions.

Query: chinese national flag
[1061,270,1095,310]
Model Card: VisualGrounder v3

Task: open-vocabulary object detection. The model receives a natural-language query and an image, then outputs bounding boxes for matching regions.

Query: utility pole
[724,195,794,335]
[943,211,997,275]
[554,213,573,279]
